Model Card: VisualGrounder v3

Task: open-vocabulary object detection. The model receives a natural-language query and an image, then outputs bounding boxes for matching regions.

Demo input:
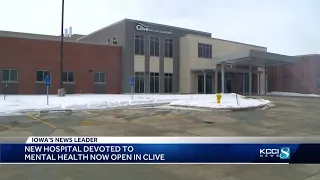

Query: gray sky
[1,0,319,55]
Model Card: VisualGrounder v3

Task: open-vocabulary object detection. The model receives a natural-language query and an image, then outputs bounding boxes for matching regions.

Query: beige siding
[149,57,160,72]
[134,55,145,72]
[164,58,173,73]
[179,34,267,94]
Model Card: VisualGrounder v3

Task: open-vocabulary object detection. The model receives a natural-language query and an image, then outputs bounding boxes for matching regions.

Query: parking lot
[0,96,320,180]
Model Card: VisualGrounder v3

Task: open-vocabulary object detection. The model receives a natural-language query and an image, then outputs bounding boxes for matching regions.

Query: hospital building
[0,19,319,95]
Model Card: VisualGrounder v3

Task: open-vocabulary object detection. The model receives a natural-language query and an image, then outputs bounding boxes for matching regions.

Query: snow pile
[169,93,272,109]
[0,93,272,116]
[267,91,320,97]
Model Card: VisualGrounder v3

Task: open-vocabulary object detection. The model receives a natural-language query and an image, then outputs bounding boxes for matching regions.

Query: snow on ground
[0,93,271,116]
[169,93,272,109]
[267,91,320,97]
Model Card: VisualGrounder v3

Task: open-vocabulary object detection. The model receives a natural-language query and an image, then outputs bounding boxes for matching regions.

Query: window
[134,72,145,93]
[62,71,75,83]
[112,36,118,45]
[134,35,144,55]
[150,72,159,93]
[94,72,106,83]
[107,39,111,44]
[150,36,160,57]
[2,69,18,82]
[164,73,173,93]
[164,39,173,58]
[36,70,50,82]
[198,43,212,59]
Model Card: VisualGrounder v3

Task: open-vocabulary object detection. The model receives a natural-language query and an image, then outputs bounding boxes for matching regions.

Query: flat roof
[214,49,298,67]
[184,34,267,49]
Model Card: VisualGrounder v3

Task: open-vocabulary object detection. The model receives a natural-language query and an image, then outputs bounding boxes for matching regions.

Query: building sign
[136,22,172,35]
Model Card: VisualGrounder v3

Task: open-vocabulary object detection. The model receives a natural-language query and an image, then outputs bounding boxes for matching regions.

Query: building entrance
[198,74,213,94]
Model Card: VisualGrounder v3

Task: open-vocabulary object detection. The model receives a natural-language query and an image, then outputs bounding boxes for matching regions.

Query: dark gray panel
[94,84,106,94]
[36,83,47,94]
[123,20,212,93]
[1,83,18,94]
[63,83,75,94]
[79,19,213,93]
[144,34,150,93]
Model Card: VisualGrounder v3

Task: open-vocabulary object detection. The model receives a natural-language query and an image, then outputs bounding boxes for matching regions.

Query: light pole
[59,0,65,96]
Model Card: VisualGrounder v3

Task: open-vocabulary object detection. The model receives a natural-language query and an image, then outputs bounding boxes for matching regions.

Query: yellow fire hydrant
[216,93,222,104]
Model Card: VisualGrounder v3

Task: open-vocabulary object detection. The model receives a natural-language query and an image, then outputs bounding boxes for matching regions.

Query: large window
[164,39,173,57]
[134,35,144,55]
[36,70,50,82]
[62,71,75,83]
[150,37,160,57]
[2,69,18,82]
[150,72,159,93]
[134,72,145,93]
[198,43,212,59]
[94,72,106,83]
[164,73,173,93]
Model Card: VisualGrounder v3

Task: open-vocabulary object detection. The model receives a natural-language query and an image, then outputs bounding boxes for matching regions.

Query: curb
[169,102,275,112]
[251,95,320,99]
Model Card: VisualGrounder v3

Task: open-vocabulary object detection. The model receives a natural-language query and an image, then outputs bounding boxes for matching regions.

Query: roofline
[0,35,120,47]
[0,30,60,39]
[76,19,127,41]
[184,34,267,49]
[125,18,211,36]
[77,18,212,41]
[214,49,295,66]
[294,54,320,57]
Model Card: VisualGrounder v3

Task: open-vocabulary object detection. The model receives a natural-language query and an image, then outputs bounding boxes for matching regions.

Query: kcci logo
[259,147,290,159]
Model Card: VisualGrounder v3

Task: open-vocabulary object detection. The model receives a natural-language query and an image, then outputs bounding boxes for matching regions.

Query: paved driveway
[0,96,320,180]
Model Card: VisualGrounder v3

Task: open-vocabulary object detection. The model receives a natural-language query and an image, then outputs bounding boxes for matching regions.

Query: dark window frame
[134,72,145,93]
[1,69,18,82]
[164,73,173,93]
[134,34,144,55]
[36,70,50,82]
[150,72,160,93]
[198,43,212,59]
[62,71,75,83]
[150,36,160,57]
[94,72,106,84]
[112,36,118,45]
[164,39,173,58]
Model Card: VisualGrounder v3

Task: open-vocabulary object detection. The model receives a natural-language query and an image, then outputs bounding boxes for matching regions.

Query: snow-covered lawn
[0,93,272,116]
[267,91,320,97]
[169,93,272,109]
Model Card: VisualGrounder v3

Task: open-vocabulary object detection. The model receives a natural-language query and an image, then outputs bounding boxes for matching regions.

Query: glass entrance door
[198,74,213,94]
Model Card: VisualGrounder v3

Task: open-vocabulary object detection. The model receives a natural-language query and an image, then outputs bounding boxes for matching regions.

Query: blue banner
[0,143,319,164]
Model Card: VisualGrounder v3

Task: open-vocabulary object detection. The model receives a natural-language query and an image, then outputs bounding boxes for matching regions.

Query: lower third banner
[0,143,319,164]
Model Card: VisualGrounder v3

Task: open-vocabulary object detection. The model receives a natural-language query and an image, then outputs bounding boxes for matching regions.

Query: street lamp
[59,0,65,96]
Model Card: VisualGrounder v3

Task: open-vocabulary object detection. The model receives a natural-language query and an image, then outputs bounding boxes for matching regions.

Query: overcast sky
[0,0,319,55]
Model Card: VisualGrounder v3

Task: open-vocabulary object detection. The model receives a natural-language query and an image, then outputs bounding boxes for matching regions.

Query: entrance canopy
[215,49,297,67]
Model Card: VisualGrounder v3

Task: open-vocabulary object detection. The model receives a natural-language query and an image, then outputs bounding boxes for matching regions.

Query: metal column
[203,71,206,94]
[221,64,225,93]
[258,73,260,94]
[265,66,268,94]
[242,73,245,94]
[249,65,252,96]
[215,70,218,93]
